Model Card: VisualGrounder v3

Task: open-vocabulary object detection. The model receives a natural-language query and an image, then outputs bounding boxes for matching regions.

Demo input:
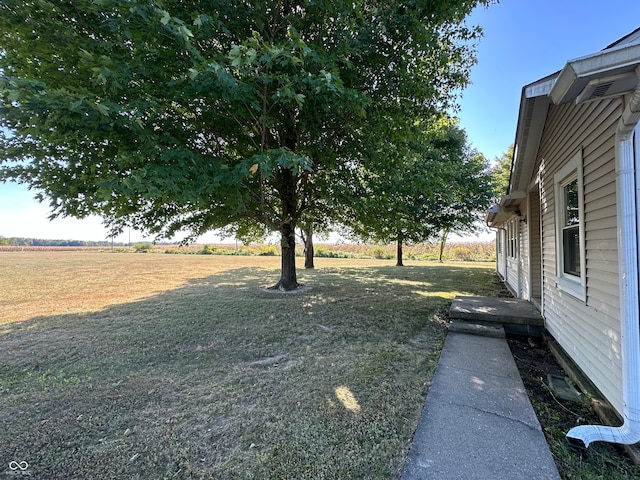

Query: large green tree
[0,0,489,290]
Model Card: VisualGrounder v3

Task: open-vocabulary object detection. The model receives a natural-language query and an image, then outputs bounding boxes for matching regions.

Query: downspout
[567,66,640,449]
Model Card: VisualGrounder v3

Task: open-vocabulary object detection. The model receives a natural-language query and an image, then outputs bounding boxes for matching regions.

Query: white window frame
[554,151,586,301]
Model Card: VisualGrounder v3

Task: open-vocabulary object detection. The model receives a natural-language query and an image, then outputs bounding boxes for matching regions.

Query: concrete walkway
[401,331,560,480]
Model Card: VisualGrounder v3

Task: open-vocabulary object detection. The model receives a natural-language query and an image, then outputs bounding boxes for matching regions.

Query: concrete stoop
[449,296,544,337]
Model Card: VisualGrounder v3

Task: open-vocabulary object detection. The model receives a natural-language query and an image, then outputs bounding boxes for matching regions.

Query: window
[562,179,580,276]
[554,151,585,300]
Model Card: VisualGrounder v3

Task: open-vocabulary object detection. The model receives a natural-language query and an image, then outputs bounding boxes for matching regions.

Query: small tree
[435,149,494,262]
[491,145,514,200]
[300,226,315,269]
[341,116,494,266]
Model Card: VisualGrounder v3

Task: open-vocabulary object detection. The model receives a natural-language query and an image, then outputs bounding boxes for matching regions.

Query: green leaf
[179,25,193,41]
[95,103,110,116]
[228,44,242,67]
[294,93,305,107]
[159,9,171,25]
[245,48,257,65]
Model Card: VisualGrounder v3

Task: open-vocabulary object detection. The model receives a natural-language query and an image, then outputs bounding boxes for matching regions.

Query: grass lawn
[0,252,497,479]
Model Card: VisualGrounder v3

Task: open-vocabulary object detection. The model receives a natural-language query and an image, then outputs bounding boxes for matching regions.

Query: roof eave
[485,200,523,228]
[550,42,640,104]
[507,76,556,195]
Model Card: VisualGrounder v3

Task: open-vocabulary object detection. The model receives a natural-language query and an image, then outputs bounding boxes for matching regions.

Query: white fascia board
[550,43,640,104]
[549,65,577,104]
[571,43,640,77]
[525,76,557,99]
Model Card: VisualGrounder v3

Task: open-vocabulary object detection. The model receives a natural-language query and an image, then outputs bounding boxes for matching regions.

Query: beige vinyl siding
[496,229,506,280]
[506,257,518,293]
[537,97,623,414]
[529,192,542,301]
[519,201,529,299]
[505,217,520,295]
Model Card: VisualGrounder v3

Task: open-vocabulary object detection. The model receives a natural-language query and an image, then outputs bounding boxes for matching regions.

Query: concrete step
[450,296,544,336]
[449,319,505,338]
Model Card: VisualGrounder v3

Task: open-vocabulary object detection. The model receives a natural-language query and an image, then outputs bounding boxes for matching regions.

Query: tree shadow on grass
[0,262,495,480]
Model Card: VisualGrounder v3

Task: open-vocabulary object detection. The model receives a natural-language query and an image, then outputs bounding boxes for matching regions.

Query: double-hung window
[554,151,586,301]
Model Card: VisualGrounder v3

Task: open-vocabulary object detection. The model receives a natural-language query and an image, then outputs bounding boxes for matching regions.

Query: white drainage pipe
[567,67,640,449]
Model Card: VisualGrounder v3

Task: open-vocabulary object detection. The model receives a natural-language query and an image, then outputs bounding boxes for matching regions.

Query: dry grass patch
[1,253,496,479]
[0,252,280,323]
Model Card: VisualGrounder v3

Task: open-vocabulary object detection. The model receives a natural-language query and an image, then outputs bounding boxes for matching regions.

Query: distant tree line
[0,237,119,247]
[0,237,188,247]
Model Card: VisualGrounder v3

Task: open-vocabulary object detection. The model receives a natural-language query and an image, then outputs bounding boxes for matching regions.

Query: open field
[0,252,498,479]
[0,239,496,262]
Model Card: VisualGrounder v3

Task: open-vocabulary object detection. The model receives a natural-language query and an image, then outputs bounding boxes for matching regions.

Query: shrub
[257,245,278,256]
[232,245,250,256]
[133,242,153,253]
[450,246,473,261]
[200,244,218,255]
[315,246,337,258]
[372,246,392,259]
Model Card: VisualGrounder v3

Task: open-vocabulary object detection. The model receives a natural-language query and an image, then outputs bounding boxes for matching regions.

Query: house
[486,28,640,449]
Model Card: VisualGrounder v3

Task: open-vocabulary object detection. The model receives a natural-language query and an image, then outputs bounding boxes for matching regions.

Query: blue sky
[1,1,639,242]
[461,0,639,161]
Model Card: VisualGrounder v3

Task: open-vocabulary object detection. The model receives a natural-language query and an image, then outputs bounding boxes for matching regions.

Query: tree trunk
[303,227,314,269]
[396,234,404,267]
[439,228,449,263]
[271,168,299,291]
[272,221,298,291]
